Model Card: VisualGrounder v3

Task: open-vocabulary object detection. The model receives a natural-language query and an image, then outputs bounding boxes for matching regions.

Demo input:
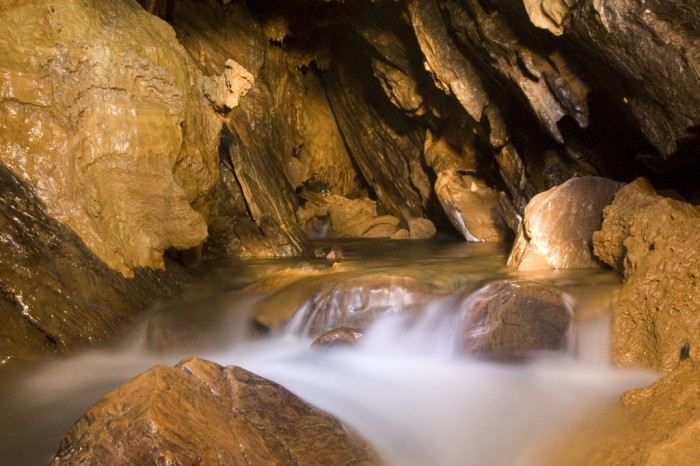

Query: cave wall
[1,0,699,357]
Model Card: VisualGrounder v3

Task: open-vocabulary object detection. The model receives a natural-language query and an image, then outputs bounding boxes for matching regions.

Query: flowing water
[0,239,657,465]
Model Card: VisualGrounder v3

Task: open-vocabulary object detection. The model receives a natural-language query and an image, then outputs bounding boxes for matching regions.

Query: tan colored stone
[523,0,578,36]
[409,218,437,239]
[52,357,377,465]
[435,170,506,242]
[508,176,624,271]
[587,361,700,465]
[593,178,700,371]
[408,0,489,121]
[0,0,221,276]
[200,58,254,112]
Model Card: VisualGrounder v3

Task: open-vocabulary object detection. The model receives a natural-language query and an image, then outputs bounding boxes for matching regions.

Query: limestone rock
[200,59,254,112]
[256,274,441,335]
[455,280,572,354]
[52,357,377,465]
[441,0,590,143]
[566,0,700,163]
[299,194,402,240]
[589,361,700,465]
[325,53,431,225]
[435,171,507,242]
[523,0,578,35]
[408,0,489,121]
[0,0,221,276]
[285,275,442,338]
[408,218,437,239]
[593,179,700,371]
[0,165,189,365]
[508,176,624,271]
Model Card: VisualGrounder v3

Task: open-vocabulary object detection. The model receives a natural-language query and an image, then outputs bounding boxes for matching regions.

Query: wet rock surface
[0,0,222,276]
[0,165,190,365]
[456,280,572,354]
[256,274,443,336]
[508,176,624,271]
[52,357,377,465]
[312,327,363,348]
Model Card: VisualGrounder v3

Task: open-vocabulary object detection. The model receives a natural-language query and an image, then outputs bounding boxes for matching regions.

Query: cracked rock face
[0,0,221,276]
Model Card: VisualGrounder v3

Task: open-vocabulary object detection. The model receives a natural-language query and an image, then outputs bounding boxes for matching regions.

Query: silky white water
[0,240,657,465]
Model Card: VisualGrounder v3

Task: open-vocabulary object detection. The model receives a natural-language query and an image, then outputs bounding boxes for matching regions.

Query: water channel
[0,239,657,464]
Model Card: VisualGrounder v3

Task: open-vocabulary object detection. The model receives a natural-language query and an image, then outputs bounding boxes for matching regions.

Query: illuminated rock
[508,176,624,271]
[52,357,377,465]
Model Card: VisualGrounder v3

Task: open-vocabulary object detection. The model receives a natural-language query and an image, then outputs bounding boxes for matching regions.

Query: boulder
[255,274,441,335]
[593,178,700,371]
[456,280,572,354]
[312,328,363,348]
[0,0,222,276]
[508,176,624,271]
[435,170,507,242]
[52,357,377,465]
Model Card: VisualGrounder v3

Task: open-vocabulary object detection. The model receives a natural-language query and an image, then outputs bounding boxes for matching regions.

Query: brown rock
[456,280,572,354]
[593,178,700,371]
[256,274,441,335]
[312,328,363,348]
[566,0,700,162]
[408,0,489,121]
[588,361,700,465]
[508,176,624,271]
[409,218,437,239]
[435,170,507,242]
[0,165,189,364]
[0,0,221,276]
[52,357,377,465]
[523,0,576,35]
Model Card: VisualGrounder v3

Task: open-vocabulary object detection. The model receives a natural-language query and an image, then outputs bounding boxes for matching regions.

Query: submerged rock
[52,357,377,465]
[455,280,572,355]
[312,327,364,348]
[508,176,624,271]
[256,274,442,336]
[593,178,700,371]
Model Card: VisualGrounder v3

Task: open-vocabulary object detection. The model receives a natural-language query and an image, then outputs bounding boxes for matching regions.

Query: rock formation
[508,176,624,270]
[0,0,223,277]
[455,280,572,354]
[52,357,377,465]
[0,165,190,365]
[591,178,700,463]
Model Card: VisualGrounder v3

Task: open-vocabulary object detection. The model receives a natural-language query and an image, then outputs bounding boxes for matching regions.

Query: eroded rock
[0,166,189,364]
[508,176,624,271]
[435,170,507,242]
[0,0,221,276]
[593,178,700,371]
[455,280,572,354]
[589,361,700,465]
[52,357,377,465]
